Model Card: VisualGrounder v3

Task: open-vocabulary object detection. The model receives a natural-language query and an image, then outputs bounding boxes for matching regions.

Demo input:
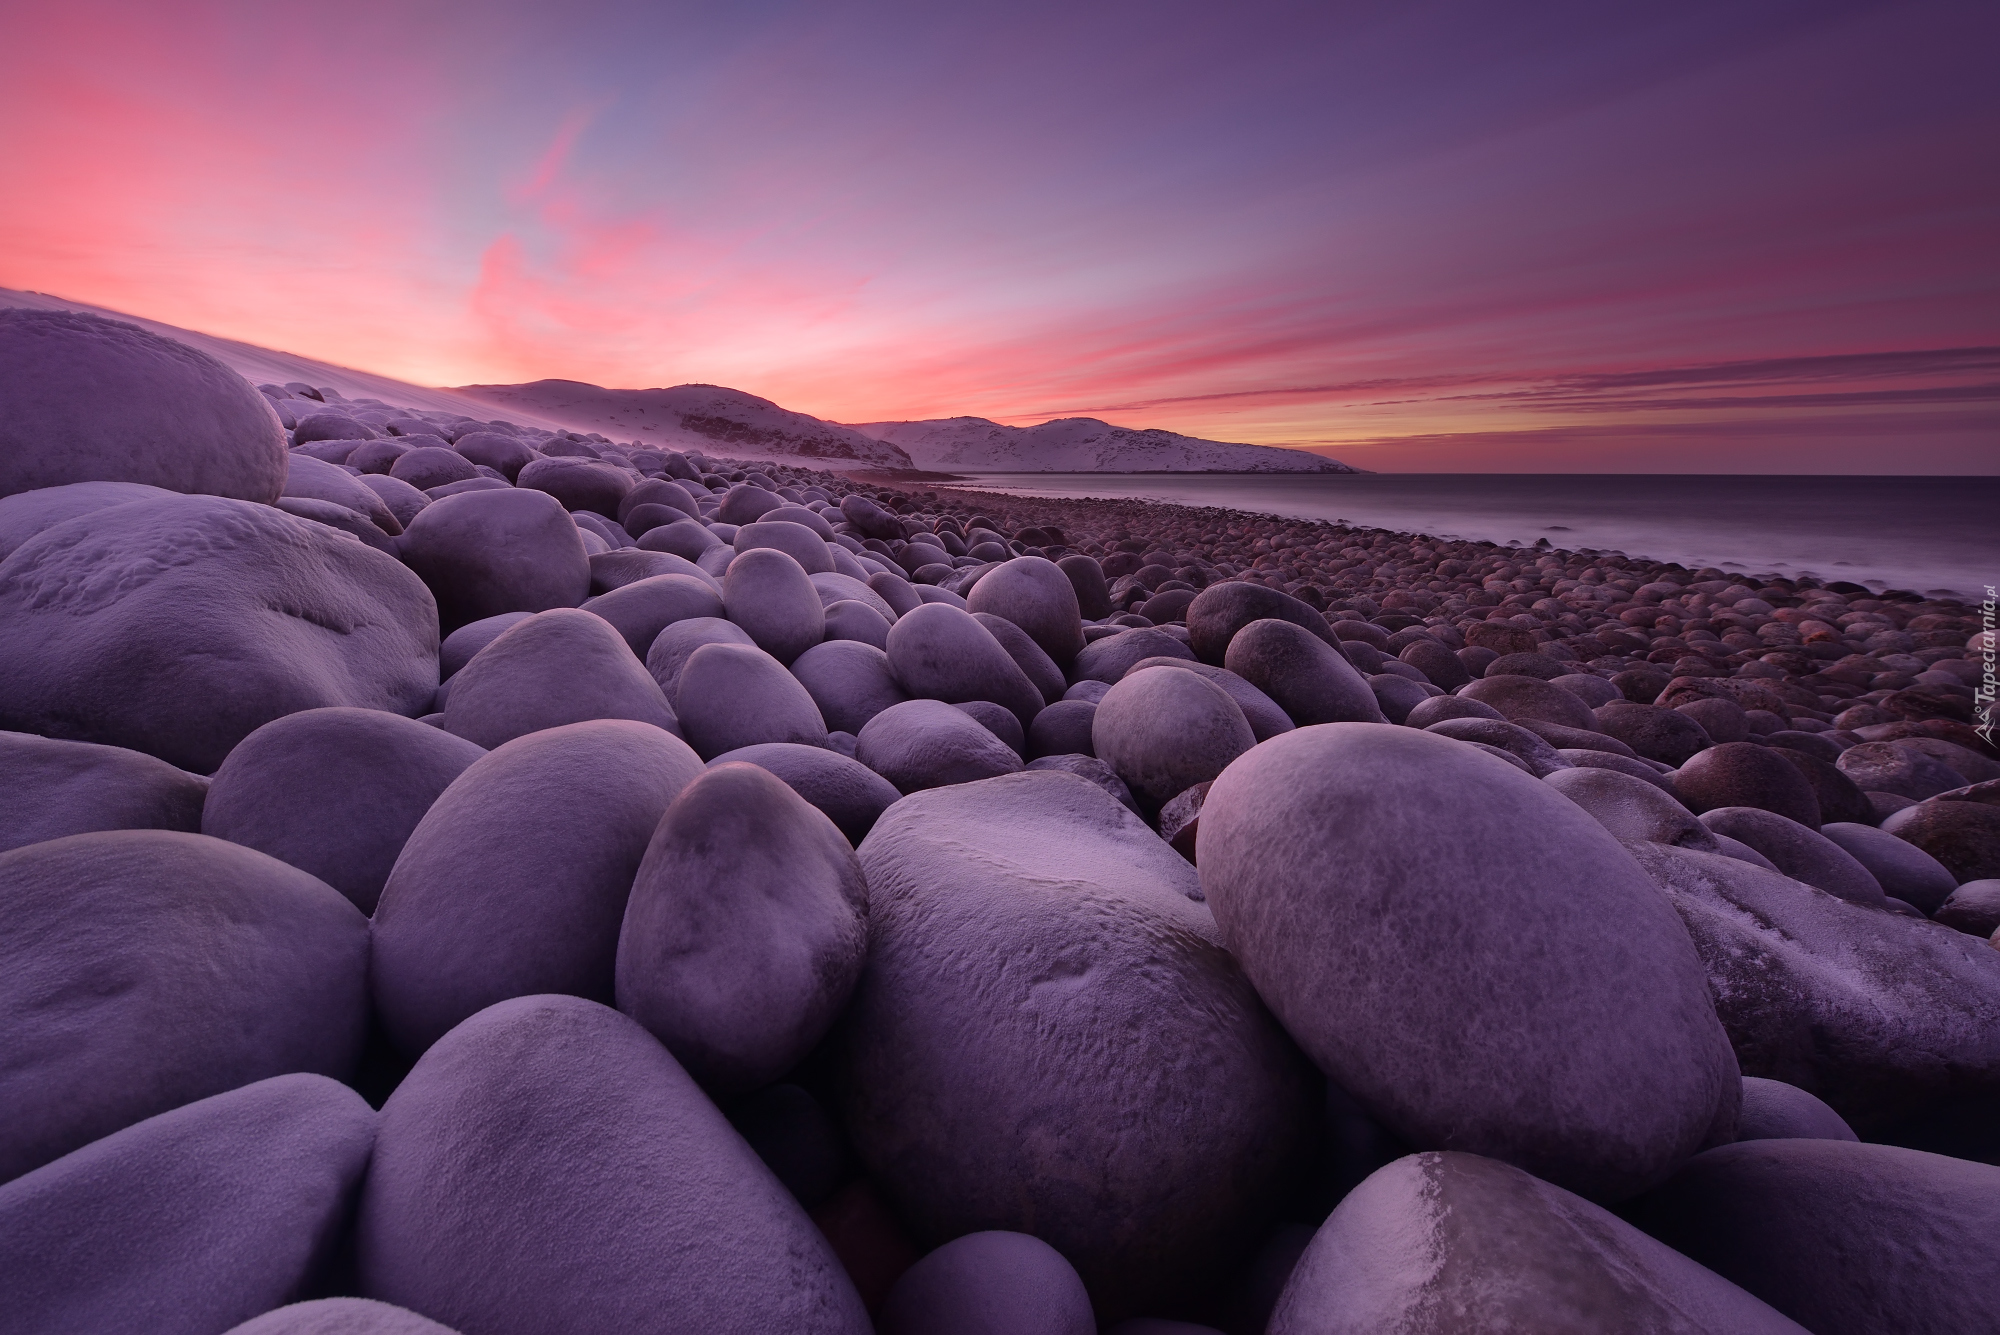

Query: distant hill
[453,380,915,470]
[849,414,1357,473]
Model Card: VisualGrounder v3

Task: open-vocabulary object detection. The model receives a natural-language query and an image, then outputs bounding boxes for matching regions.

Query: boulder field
[2,310,1997,1333]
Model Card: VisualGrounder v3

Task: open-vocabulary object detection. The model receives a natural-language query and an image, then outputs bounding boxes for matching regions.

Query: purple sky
[3,0,1994,470]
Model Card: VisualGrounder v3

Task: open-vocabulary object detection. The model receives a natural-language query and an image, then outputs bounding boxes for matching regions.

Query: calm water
[936,474,1999,600]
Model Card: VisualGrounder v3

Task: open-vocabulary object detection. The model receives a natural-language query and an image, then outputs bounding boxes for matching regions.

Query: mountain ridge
[849,413,1358,473]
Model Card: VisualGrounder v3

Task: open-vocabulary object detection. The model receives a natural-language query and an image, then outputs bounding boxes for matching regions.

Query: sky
[1,0,1994,471]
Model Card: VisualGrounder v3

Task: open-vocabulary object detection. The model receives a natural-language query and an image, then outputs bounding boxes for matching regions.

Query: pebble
[1199,724,1739,1201]
[1423,716,1571,776]
[1070,626,1197,683]
[1185,582,1334,665]
[369,721,703,1054]
[1028,698,1099,758]
[878,1232,1096,1335]
[788,639,910,735]
[1224,619,1388,726]
[0,831,367,1182]
[972,611,1067,703]
[1544,765,1718,850]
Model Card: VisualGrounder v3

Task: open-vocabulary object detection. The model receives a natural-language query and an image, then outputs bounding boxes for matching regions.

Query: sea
[934,473,1999,602]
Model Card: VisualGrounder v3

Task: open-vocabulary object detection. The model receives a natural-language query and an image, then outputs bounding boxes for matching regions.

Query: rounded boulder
[965,556,1086,668]
[1092,666,1255,810]
[1199,724,1741,1201]
[674,642,829,759]
[441,608,679,750]
[398,487,590,632]
[1674,742,1823,827]
[855,699,1024,793]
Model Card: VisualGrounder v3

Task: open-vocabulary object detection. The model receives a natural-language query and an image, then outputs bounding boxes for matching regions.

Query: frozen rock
[965,556,1086,667]
[1092,666,1254,809]
[0,309,288,503]
[0,494,437,772]
[443,608,679,749]
[579,573,723,658]
[886,602,1044,729]
[399,488,590,632]
[1697,808,1887,906]
[1544,765,1717,850]
[0,831,367,1181]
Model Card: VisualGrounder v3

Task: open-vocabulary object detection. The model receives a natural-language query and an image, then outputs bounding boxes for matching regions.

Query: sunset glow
[3,0,1993,470]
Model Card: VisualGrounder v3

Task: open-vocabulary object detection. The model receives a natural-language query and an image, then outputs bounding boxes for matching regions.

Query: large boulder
[1269,1152,1807,1334]
[370,721,703,1055]
[1837,740,1971,801]
[1070,627,1196,684]
[203,707,484,915]
[441,608,678,750]
[1885,798,2000,883]
[0,831,367,1182]
[0,309,288,503]
[1224,619,1387,726]
[1594,700,1712,766]
[841,771,1315,1320]
[1696,807,1886,906]
[1461,674,1599,731]
[0,494,437,772]
[0,1075,377,1335]
[579,573,722,658]
[1543,765,1718,851]
[1091,666,1254,810]
[1199,724,1740,1201]
[398,487,590,632]
[1736,1077,1858,1143]
[789,639,910,735]
[972,611,1067,704]
[1125,657,1293,741]
[616,764,867,1094]
[965,556,1086,667]
[354,995,870,1334]
[515,456,631,518]
[0,730,207,854]
[1630,1139,2000,1335]
[1624,842,2000,1131]
[223,1300,460,1335]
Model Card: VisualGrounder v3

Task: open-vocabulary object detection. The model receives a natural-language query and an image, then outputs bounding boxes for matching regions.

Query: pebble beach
[3,308,1999,1335]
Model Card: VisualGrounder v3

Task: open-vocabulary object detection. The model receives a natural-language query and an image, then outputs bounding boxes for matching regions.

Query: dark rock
[1697,808,1885,905]
[843,772,1314,1321]
[400,488,590,632]
[204,707,484,914]
[1403,694,1504,730]
[728,1083,848,1213]
[1628,1139,2000,1335]
[644,616,755,698]
[735,520,835,574]
[452,431,537,481]
[886,603,1043,730]
[0,731,207,855]
[1676,696,1749,744]
[1461,674,1599,731]
[723,547,826,665]
[1092,666,1254,809]
[1884,799,2000,883]
[1551,673,1622,708]
[1399,637,1471,691]
[1224,619,1387,726]
[1269,1151,1805,1335]
[1674,742,1822,827]
[1367,673,1433,725]
[1024,754,1142,816]
[1736,1077,1857,1143]
[966,556,1086,667]
[1512,716,1632,756]
[617,764,867,1094]
[1934,880,2000,936]
[1029,699,1098,759]
[1837,741,1970,801]
[1057,554,1112,620]
[1557,748,1678,790]
[1544,766,1717,850]
[388,446,477,492]
[516,456,631,518]
[1185,582,1334,665]
[0,831,367,1181]
[1200,725,1739,1201]
[223,1299,459,1334]
[0,1075,378,1335]
[1771,748,1873,825]
[1070,627,1196,684]
[355,995,869,1333]
[1483,651,1568,681]
[370,721,703,1055]
[972,611,1067,704]
[0,309,288,503]
[1594,700,1713,766]
[1424,717,1571,777]
[954,700,1026,756]
[879,1232,1095,1335]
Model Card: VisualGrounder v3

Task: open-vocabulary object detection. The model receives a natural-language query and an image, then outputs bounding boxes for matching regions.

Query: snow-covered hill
[453,380,915,470]
[849,415,1356,473]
